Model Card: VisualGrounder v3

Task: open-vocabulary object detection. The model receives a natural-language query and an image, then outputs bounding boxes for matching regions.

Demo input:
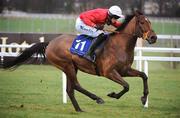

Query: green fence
[0,17,76,33]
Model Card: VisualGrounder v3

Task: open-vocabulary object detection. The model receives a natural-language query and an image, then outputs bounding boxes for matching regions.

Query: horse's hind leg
[66,78,83,112]
[65,72,82,112]
[74,81,104,104]
[64,64,104,112]
[72,66,104,104]
[124,68,149,105]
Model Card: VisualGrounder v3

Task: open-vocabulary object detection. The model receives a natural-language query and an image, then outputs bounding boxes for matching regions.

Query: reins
[103,16,139,38]
[104,29,137,38]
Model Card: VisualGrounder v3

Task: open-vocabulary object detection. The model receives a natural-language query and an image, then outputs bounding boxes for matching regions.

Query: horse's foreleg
[106,69,129,99]
[125,68,149,105]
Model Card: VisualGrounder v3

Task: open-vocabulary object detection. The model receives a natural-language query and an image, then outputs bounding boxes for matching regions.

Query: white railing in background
[0,34,180,107]
[134,47,180,108]
[157,34,180,40]
[0,44,68,103]
[0,44,68,104]
[136,35,180,71]
[135,47,180,71]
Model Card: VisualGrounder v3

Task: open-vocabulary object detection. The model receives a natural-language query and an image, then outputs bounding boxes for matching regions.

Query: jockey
[75,5,125,61]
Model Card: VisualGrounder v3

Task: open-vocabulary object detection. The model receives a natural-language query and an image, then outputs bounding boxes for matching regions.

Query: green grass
[0,17,180,34]
[0,63,180,118]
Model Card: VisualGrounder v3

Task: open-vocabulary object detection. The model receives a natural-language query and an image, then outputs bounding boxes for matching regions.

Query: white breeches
[75,17,104,37]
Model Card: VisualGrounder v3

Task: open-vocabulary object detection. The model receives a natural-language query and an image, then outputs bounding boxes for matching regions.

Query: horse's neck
[123,17,137,36]
[116,17,138,51]
[107,17,137,54]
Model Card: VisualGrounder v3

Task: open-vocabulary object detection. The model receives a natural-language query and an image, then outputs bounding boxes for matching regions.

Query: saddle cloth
[70,34,96,61]
[70,34,108,62]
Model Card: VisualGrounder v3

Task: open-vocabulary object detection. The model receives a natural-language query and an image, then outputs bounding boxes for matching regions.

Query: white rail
[157,35,180,40]
[135,56,180,61]
[0,45,31,48]
[135,47,180,53]
[134,47,180,108]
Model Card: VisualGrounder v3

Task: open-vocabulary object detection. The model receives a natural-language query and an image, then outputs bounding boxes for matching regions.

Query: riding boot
[85,33,106,61]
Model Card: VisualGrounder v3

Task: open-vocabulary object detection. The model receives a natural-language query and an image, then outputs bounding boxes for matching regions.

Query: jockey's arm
[80,15,96,27]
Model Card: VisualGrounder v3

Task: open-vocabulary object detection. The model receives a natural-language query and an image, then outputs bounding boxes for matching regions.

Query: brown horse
[2,11,157,112]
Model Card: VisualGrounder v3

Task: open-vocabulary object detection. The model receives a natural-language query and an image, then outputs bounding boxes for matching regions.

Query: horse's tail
[2,42,49,69]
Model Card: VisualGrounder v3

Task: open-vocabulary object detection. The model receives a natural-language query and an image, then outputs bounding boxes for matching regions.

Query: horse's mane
[115,14,135,32]
[115,10,144,32]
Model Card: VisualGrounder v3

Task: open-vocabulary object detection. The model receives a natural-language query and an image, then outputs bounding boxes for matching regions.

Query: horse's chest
[118,51,134,63]
[127,53,134,64]
[100,50,134,75]
[114,53,134,71]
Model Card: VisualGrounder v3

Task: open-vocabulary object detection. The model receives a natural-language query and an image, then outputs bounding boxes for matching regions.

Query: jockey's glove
[95,24,104,30]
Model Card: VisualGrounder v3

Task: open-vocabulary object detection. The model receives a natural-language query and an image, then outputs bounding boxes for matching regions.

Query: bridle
[142,31,150,40]
[134,15,151,40]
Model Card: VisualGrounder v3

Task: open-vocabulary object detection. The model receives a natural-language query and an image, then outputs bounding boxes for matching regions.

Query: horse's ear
[134,10,143,17]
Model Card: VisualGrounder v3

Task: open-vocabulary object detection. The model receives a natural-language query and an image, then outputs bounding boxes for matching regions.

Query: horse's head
[134,11,157,44]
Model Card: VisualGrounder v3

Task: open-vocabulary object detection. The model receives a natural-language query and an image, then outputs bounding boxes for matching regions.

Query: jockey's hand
[95,25,104,30]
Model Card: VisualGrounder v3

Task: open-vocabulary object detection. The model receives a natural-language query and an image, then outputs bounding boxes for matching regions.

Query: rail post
[144,60,148,108]
[136,38,143,71]
[62,72,67,103]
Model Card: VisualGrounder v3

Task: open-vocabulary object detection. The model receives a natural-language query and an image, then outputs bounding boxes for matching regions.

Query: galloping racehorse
[2,11,157,112]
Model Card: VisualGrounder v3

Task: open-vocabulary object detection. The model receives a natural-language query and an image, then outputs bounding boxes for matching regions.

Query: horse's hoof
[96,98,105,104]
[107,92,117,98]
[76,109,84,112]
[141,96,146,105]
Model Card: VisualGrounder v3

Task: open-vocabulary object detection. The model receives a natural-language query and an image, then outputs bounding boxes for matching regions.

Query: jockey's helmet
[108,5,123,19]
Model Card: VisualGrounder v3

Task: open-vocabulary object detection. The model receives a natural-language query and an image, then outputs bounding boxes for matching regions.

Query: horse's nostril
[151,35,157,40]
